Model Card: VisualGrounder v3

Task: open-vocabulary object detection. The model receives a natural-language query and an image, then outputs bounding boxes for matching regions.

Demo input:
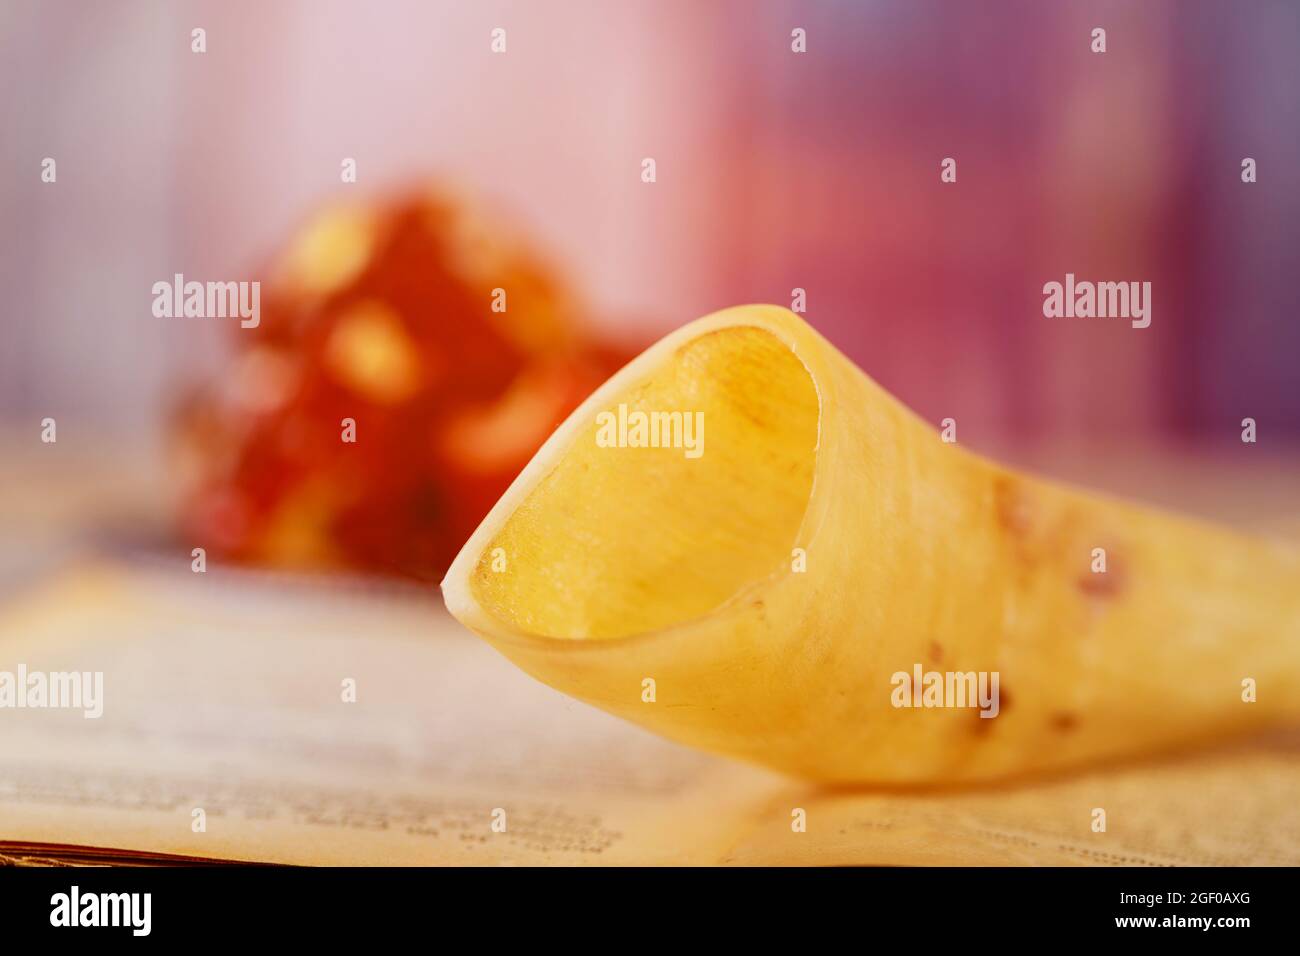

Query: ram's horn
[442,305,1300,784]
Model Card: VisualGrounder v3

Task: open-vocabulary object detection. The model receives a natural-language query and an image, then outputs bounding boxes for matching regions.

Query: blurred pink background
[3,0,1298,453]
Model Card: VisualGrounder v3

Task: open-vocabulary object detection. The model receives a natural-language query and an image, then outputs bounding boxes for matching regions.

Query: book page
[725,739,1300,865]
[0,562,783,865]
[1,561,1296,866]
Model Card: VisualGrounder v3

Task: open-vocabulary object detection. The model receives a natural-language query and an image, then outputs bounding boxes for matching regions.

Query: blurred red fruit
[173,187,632,580]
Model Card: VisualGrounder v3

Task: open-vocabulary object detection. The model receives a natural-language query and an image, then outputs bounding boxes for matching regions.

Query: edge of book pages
[1,559,1297,866]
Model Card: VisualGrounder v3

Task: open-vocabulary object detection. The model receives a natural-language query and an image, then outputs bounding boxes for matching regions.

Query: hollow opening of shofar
[470,325,821,640]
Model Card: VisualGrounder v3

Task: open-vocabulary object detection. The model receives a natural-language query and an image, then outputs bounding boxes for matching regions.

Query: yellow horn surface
[442,305,1300,784]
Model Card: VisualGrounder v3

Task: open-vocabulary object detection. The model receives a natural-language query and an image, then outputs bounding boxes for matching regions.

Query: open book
[1,560,1297,866]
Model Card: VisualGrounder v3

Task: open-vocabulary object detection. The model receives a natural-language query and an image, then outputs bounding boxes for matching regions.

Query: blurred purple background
[3,0,1298,452]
